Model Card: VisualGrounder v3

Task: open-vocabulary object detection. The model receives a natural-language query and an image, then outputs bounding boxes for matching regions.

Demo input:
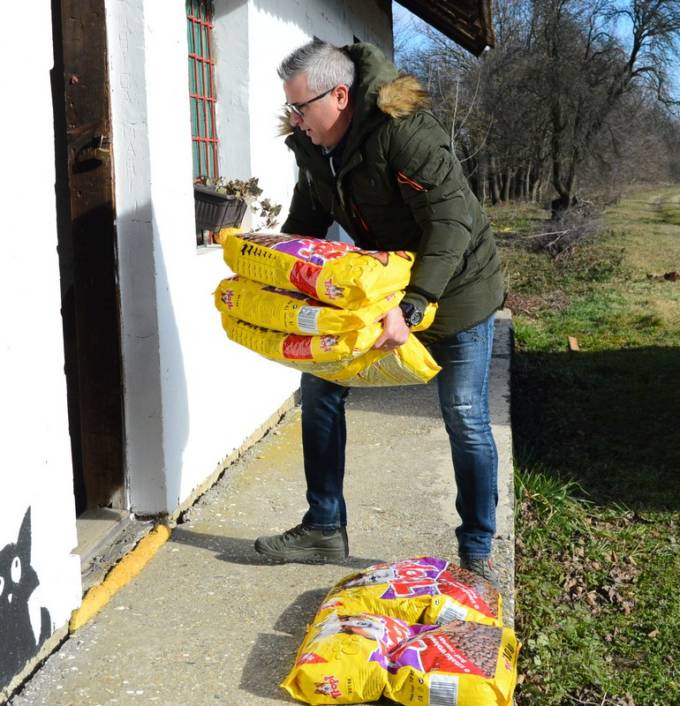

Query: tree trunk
[478,151,488,206]
[502,167,513,203]
[489,154,501,204]
[524,165,532,202]
[494,171,503,202]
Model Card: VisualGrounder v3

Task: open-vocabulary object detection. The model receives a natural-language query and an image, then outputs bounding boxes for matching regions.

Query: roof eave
[396,0,495,56]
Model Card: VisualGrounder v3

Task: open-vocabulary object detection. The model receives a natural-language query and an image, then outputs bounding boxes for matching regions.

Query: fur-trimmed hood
[278,43,430,137]
[376,74,431,119]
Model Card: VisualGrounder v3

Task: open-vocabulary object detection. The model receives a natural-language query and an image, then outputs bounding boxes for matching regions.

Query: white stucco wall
[0,3,81,685]
[0,0,395,687]
[213,1,252,181]
[105,0,393,516]
[106,0,300,515]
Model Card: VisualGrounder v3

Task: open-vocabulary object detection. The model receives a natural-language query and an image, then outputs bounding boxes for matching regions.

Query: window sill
[196,243,223,255]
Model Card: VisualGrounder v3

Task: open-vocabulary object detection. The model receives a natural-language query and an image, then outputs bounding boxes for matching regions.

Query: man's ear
[336,84,351,109]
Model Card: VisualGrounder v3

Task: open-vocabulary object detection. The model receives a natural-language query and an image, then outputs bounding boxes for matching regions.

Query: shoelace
[283,524,308,539]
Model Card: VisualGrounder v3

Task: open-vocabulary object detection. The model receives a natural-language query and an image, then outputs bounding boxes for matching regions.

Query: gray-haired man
[254,40,504,585]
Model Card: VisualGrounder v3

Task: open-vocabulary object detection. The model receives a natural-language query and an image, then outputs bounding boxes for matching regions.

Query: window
[186,0,218,179]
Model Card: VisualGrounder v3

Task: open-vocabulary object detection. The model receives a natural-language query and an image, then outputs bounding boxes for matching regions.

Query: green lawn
[491,187,680,706]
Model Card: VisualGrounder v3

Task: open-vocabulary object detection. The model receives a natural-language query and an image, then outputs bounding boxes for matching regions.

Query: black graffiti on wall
[1,507,52,689]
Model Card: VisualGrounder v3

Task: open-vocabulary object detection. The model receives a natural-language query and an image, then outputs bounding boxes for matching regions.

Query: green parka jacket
[280,43,504,343]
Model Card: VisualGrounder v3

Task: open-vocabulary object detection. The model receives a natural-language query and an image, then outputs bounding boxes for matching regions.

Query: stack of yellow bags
[214,231,441,386]
[281,557,520,705]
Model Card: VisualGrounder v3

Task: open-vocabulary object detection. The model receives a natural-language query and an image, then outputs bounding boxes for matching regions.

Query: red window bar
[187,0,218,179]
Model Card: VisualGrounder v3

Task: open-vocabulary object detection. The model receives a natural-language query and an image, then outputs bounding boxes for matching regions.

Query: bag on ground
[281,559,519,705]
[318,557,502,628]
[385,620,519,706]
[281,612,435,705]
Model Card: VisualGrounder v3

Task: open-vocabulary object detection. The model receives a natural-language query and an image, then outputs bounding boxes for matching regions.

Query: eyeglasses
[285,86,336,119]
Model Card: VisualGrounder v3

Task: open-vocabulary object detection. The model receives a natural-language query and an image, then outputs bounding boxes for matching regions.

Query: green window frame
[187,0,218,179]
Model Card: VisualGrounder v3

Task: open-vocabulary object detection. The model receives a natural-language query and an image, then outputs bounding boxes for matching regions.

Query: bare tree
[531,0,680,215]
[393,0,680,211]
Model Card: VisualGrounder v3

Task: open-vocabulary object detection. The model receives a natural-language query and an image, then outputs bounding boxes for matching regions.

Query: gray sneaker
[254,524,349,563]
[459,557,500,589]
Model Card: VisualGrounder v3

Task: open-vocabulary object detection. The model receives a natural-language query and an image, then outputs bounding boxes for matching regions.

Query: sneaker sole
[254,541,348,563]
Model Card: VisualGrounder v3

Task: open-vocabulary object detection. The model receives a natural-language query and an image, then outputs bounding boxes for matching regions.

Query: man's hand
[373,306,410,351]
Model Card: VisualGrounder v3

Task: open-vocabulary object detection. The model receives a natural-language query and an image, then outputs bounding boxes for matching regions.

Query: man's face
[284,73,350,149]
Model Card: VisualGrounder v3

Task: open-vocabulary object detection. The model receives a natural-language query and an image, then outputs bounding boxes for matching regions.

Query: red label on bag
[289,260,321,297]
[390,632,487,677]
[282,334,313,360]
[438,576,493,616]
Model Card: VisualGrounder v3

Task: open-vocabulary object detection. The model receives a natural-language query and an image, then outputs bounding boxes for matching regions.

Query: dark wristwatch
[399,301,424,328]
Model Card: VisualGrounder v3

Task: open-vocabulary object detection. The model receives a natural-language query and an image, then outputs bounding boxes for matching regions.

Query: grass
[490,186,680,706]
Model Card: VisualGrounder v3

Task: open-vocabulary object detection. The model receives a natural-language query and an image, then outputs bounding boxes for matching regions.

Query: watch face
[400,302,423,327]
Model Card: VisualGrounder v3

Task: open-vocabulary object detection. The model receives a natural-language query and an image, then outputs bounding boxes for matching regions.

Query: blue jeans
[300,314,498,559]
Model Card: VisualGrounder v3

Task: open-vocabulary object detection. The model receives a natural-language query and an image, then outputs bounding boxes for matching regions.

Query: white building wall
[213,1,252,181]
[0,0,393,690]
[105,0,393,516]
[106,0,300,515]
[0,2,81,688]
[105,0,166,513]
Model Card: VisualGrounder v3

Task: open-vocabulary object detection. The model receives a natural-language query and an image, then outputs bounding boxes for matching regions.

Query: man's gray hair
[277,39,355,92]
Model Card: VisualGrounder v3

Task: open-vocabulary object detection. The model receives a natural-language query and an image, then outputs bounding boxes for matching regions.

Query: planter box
[194,184,247,231]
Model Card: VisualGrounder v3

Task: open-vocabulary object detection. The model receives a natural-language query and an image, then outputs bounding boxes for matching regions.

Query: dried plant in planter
[194,176,281,231]
[254,198,283,231]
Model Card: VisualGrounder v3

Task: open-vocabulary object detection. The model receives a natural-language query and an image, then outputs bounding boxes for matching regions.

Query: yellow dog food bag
[308,304,441,386]
[385,620,520,706]
[214,276,400,335]
[281,611,436,705]
[317,558,502,628]
[218,315,441,386]
[313,335,441,387]
[220,314,383,363]
[222,232,415,309]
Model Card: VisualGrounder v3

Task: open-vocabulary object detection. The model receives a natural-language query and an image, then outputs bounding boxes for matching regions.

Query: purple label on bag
[369,623,437,673]
[378,558,449,600]
[339,558,450,600]
[272,238,355,266]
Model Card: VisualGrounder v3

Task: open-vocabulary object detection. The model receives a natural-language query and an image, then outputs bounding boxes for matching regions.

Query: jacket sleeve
[280,166,333,237]
[387,112,473,312]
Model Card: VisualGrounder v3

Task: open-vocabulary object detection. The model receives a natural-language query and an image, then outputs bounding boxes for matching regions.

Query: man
[254,39,504,584]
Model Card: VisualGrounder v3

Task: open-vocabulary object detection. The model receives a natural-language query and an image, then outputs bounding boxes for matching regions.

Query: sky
[392,2,430,48]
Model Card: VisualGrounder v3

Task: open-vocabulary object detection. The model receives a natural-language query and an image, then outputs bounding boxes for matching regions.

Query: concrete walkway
[9,312,514,706]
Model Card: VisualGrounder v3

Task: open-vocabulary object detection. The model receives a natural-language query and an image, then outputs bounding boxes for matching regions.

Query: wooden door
[51,0,125,514]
